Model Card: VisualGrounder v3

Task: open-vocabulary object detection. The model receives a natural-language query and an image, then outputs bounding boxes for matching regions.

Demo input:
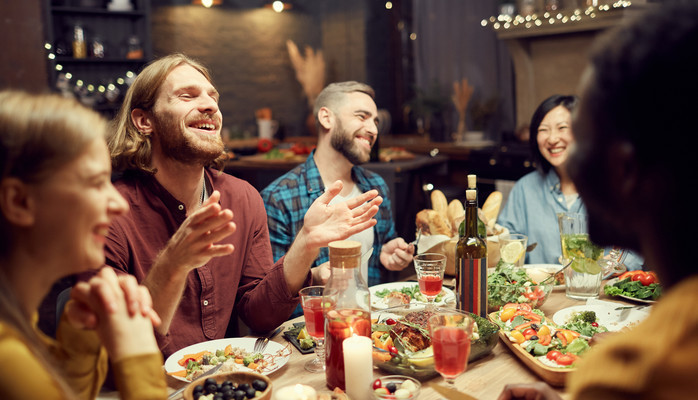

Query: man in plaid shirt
[262,81,414,295]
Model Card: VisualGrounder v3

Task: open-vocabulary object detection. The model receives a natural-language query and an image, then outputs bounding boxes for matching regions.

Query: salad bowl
[488,263,554,312]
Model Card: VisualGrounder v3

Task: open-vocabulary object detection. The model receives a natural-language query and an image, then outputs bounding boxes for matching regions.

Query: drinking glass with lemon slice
[499,234,527,267]
[557,213,625,300]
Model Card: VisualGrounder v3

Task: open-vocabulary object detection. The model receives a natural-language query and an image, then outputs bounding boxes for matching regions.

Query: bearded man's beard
[152,110,224,165]
[330,118,372,165]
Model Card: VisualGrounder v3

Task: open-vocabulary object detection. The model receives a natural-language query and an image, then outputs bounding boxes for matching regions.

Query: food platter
[491,324,571,387]
[369,282,456,309]
[165,338,291,382]
[552,304,650,332]
[604,278,657,304]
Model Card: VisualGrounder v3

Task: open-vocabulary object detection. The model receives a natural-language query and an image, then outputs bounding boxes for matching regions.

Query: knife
[167,363,224,400]
[429,382,478,400]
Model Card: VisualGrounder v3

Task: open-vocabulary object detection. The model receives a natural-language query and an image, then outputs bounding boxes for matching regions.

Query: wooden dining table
[98,282,640,400]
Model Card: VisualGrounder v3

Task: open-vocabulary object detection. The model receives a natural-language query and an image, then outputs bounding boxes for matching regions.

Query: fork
[410,229,422,248]
[253,325,282,353]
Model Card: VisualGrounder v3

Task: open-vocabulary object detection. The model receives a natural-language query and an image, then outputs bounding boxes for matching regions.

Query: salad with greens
[374,284,444,304]
[558,310,608,337]
[487,261,551,311]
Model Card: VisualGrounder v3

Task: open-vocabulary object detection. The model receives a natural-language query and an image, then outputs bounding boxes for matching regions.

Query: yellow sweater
[0,314,167,399]
[568,275,698,400]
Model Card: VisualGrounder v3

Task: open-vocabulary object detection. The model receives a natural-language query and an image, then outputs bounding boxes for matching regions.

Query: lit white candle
[273,384,317,400]
[342,335,373,399]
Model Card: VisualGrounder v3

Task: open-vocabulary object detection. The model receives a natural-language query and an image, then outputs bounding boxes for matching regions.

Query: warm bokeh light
[385,1,393,9]
[272,1,284,12]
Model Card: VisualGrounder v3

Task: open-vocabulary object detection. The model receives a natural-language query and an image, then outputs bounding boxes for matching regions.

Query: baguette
[447,199,464,235]
[430,189,449,219]
[482,191,503,228]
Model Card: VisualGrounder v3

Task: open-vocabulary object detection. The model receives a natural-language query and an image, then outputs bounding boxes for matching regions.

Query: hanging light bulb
[192,0,222,7]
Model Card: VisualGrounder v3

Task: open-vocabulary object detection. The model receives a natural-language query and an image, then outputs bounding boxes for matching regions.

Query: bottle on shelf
[456,188,488,317]
[322,240,371,391]
[72,23,87,59]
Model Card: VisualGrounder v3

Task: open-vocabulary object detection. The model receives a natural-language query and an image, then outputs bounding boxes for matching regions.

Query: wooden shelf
[50,6,146,17]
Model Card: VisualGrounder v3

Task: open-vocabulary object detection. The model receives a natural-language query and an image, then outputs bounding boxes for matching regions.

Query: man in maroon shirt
[105,53,382,357]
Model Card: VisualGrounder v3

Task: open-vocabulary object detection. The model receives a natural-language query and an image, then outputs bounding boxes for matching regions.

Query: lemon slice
[297,327,310,340]
[570,258,602,274]
[500,241,524,264]
[407,347,434,367]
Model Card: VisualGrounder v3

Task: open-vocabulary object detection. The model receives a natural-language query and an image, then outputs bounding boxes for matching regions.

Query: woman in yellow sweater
[0,91,167,399]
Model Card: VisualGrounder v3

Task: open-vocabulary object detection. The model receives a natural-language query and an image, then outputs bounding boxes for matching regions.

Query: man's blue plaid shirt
[260,150,397,288]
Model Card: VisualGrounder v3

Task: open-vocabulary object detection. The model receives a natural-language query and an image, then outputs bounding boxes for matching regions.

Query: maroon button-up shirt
[105,168,306,357]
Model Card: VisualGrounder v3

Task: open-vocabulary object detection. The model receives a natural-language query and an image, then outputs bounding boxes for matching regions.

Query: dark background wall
[149,0,409,138]
[0,0,49,92]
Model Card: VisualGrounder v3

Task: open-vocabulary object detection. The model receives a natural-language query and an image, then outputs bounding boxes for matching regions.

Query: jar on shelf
[125,35,143,59]
[91,35,105,58]
[72,23,87,59]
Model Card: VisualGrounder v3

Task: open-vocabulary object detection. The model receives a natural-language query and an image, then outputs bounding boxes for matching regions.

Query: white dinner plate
[604,277,657,304]
[524,264,565,290]
[552,304,650,332]
[370,282,456,309]
[164,337,291,382]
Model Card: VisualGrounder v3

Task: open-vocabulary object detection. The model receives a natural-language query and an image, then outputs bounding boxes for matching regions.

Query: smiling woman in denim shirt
[497,95,643,270]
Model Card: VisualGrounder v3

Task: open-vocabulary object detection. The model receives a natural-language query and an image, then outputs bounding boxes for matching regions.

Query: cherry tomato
[388,346,398,355]
[385,318,397,325]
[257,138,273,153]
[639,273,656,286]
[372,379,383,390]
[524,292,538,300]
[546,350,562,361]
[631,273,644,282]
[183,357,196,365]
[556,354,578,366]
[591,322,599,327]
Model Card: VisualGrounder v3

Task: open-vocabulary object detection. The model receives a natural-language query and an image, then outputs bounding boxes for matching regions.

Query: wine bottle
[456,189,488,316]
[458,174,487,238]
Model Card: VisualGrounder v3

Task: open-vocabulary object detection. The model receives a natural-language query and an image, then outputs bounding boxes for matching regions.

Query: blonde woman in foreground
[0,91,167,399]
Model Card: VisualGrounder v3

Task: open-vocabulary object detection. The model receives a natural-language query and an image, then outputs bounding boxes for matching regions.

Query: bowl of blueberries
[184,371,271,400]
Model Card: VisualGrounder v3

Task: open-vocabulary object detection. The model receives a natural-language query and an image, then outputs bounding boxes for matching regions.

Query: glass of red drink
[414,253,446,309]
[428,310,474,387]
[299,286,326,372]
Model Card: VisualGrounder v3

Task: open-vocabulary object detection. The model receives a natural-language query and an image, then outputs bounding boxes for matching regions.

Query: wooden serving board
[488,312,573,387]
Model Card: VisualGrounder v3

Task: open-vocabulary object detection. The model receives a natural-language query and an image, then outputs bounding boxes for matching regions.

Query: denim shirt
[498,169,643,270]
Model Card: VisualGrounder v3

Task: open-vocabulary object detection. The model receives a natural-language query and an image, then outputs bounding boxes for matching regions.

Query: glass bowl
[371,375,421,399]
[487,282,553,312]
[371,304,499,380]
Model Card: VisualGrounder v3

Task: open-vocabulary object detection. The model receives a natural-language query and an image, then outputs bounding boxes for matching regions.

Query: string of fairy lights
[43,42,138,106]
[481,1,633,31]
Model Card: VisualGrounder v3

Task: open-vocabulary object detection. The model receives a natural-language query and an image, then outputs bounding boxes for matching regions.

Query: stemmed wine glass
[428,310,474,388]
[299,286,326,372]
[413,253,446,310]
